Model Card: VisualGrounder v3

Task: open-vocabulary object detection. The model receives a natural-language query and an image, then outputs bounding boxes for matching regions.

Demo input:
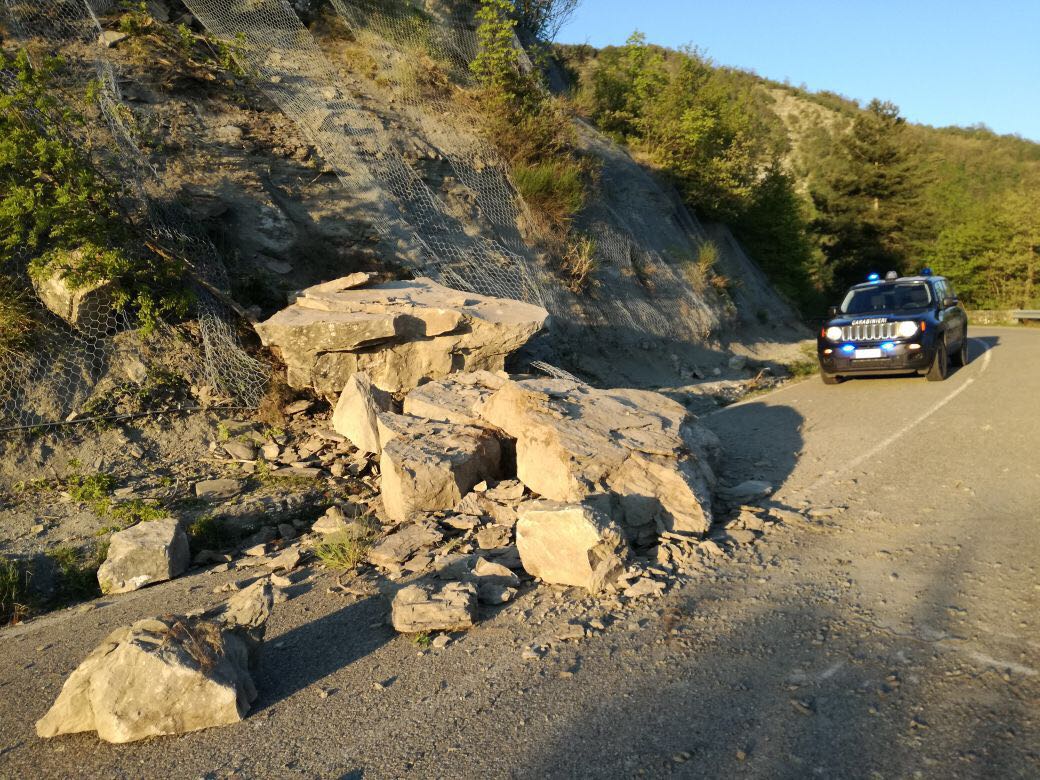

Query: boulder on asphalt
[255,277,549,395]
[97,518,190,595]
[36,581,273,744]
[31,262,113,330]
[390,581,478,633]
[477,377,716,537]
[515,500,629,592]
[331,372,393,455]
[380,419,502,522]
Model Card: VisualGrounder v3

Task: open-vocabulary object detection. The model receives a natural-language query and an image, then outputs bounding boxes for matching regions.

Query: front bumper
[818,341,934,376]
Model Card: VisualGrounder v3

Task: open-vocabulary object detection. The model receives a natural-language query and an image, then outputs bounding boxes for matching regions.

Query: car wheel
[821,372,841,385]
[951,333,969,366]
[926,339,949,381]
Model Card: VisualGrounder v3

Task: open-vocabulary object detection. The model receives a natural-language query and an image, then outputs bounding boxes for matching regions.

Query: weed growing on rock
[314,527,376,572]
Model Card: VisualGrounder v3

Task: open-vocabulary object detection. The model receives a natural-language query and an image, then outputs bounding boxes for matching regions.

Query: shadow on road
[705,401,804,500]
[254,594,391,710]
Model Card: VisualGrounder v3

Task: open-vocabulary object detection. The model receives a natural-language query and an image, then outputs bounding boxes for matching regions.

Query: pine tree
[811,99,919,289]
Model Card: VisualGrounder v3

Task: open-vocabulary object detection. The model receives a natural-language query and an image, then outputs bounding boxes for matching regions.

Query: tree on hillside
[810,99,920,289]
[512,0,581,42]
[934,187,1040,308]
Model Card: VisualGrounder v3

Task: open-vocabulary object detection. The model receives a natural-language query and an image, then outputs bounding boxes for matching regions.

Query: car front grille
[842,321,898,342]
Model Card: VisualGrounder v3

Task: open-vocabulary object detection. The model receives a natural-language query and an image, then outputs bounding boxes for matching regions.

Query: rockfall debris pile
[39,275,793,743]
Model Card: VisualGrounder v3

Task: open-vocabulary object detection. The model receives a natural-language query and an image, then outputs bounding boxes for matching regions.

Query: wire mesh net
[0,0,268,476]
[0,0,730,485]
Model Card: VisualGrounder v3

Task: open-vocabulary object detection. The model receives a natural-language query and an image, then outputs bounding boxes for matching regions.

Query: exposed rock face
[96,518,190,595]
[331,372,393,455]
[31,262,112,330]
[379,419,502,522]
[36,581,274,744]
[390,581,478,633]
[477,377,718,538]
[515,501,630,592]
[254,277,549,395]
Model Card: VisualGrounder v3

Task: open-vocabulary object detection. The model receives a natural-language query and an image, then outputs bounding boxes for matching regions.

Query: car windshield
[841,282,932,314]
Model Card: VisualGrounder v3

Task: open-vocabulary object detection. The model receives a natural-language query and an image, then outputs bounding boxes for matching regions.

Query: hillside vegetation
[557,35,1040,312]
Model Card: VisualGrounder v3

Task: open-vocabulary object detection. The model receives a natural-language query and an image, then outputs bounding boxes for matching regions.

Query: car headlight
[896,321,918,338]
[825,326,843,342]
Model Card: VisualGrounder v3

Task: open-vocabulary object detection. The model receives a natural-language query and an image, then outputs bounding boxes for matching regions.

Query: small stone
[261,443,281,460]
[194,479,243,500]
[98,30,127,48]
[284,400,314,416]
[277,524,297,541]
[431,634,451,649]
[475,524,512,550]
[223,440,256,461]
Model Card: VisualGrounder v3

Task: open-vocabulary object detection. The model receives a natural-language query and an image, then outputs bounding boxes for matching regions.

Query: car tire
[926,338,949,381]
[821,372,841,385]
[951,333,969,366]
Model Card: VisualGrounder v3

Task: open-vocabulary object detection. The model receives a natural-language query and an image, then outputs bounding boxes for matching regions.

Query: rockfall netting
[0,0,727,484]
[0,0,268,466]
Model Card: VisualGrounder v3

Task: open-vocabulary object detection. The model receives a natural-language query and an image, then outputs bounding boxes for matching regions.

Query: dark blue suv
[817,270,969,384]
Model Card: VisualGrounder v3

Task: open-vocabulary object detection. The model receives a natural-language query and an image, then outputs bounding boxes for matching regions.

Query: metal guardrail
[1011,310,1040,321]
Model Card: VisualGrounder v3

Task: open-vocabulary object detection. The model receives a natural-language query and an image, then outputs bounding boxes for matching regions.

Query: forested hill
[555,36,1040,313]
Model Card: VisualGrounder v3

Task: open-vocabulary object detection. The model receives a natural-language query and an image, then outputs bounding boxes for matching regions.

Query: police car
[817,270,969,384]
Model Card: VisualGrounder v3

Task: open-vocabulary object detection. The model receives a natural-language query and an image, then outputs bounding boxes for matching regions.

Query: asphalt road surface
[1,326,1037,779]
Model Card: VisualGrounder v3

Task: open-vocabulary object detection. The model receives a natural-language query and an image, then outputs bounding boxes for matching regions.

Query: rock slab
[478,377,718,537]
[390,581,478,633]
[255,277,549,395]
[380,418,502,522]
[515,501,629,592]
[97,518,189,594]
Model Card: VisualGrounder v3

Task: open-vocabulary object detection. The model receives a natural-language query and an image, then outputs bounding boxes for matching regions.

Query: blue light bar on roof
[921,267,933,276]
[867,273,880,282]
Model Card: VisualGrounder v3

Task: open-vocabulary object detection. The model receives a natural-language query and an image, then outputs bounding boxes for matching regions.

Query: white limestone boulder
[96,518,190,595]
[254,277,548,395]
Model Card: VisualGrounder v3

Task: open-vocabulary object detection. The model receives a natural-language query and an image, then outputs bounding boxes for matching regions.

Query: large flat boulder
[255,277,548,395]
[515,500,629,592]
[380,419,502,522]
[97,518,190,595]
[36,581,273,744]
[476,377,717,538]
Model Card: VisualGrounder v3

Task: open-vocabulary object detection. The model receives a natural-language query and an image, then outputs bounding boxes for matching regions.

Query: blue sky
[557,0,1040,142]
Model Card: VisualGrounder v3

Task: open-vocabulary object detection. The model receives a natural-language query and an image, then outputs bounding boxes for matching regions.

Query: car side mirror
[827,305,840,318]
[942,296,956,308]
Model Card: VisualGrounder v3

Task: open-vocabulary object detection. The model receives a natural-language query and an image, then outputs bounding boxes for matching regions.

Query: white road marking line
[804,338,993,492]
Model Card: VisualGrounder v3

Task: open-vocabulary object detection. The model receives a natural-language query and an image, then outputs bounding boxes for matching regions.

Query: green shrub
[561,234,597,292]
[188,514,235,552]
[0,50,191,333]
[314,517,379,572]
[0,277,33,357]
[0,558,29,625]
[513,159,586,229]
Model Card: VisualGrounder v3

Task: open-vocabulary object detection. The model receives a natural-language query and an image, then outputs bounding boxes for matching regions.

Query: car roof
[848,275,945,290]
